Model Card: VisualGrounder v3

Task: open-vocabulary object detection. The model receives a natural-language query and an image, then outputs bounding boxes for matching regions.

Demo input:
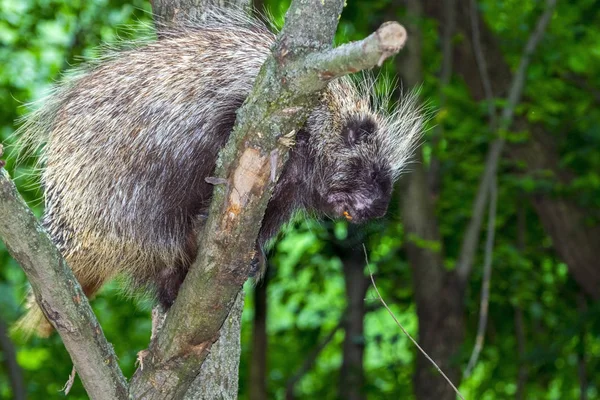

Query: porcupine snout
[325,165,393,223]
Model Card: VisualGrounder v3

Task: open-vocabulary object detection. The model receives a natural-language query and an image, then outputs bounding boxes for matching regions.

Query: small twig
[362,244,465,400]
[469,0,497,129]
[285,319,343,399]
[463,173,498,377]
[61,366,77,395]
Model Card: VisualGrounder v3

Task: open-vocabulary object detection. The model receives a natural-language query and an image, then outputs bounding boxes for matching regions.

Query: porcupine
[13,9,422,337]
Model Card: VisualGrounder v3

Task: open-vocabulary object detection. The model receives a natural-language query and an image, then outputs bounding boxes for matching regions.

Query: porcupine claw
[136,349,150,371]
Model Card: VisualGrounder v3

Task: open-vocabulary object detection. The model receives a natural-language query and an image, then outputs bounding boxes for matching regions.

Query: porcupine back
[28,12,274,284]
[12,11,278,336]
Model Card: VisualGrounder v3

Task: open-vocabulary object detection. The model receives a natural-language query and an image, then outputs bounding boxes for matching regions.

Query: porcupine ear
[342,117,376,146]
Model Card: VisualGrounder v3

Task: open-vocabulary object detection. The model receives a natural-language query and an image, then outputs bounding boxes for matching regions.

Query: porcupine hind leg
[156,266,189,309]
[154,228,199,310]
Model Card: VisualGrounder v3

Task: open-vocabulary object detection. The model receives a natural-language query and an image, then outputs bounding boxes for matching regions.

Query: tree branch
[128,1,407,398]
[428,0,456,195]
[463,173,497,377]
[182,292,245,399]
[456,0,557,282]
[0,170,128,400]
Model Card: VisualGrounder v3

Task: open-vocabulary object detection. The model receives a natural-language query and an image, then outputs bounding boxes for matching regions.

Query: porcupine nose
[365,168,392,219]
[368,193,390,218]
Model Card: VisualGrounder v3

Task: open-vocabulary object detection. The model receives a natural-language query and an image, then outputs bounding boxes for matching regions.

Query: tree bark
[423,0,600,299]
[183,292,245,400]
[339,245,369,400]
[0,169,128,400]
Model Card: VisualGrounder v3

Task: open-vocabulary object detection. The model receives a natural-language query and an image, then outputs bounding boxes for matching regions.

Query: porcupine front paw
[249,245,267,278]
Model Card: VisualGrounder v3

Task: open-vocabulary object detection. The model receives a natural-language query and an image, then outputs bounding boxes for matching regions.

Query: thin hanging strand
[363,244,465,400]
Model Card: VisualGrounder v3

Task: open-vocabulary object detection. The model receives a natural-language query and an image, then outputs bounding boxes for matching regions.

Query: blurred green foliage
[0,0,599,399]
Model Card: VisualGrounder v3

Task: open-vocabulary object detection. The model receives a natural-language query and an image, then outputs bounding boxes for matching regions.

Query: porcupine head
[10,9,423,338]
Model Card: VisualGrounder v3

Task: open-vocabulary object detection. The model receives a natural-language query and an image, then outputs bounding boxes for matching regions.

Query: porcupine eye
[343,117,376,146]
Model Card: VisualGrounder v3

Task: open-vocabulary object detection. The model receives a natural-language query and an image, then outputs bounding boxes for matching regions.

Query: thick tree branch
[0,170,128,400]
[182,292,245,399]
[129,1,407,398]
[456,0,557,282]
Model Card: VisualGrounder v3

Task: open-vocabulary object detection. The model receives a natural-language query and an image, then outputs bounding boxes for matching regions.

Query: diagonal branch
[463,173,497,377]
[456,0,557,282]
[0,169,128,400]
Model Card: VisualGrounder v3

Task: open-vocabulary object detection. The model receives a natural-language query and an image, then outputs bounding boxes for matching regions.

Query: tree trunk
[0,318,25,400]
[339,245,368,400]
[184,293,245,399]
[515,202,528,400]
[423,0,600,299]
[401,151,465,400]
[249,275,269,400]
[400,2,465,398]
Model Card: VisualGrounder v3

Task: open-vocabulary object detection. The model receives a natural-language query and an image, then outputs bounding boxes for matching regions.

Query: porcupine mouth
[326,192,389,224]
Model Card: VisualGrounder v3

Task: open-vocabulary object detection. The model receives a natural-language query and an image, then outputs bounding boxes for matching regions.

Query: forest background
[0,0,598,399]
